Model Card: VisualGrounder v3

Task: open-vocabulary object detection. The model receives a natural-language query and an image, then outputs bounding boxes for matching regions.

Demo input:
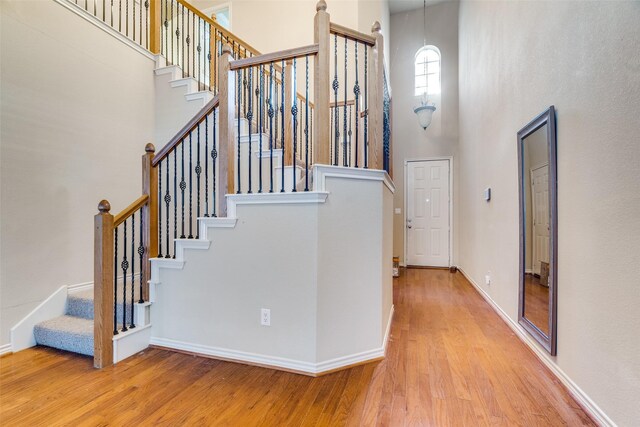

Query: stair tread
[34,315,94,357]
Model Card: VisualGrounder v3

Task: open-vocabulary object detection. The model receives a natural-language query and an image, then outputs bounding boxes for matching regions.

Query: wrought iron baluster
[186,10,190,78]
[354,41,360,168]
[212,109,217,217]
[333,33,339,166]
[125,0,128,36]
[173,149,177,257]
[364,46,368,169]
[205,115,209,216]
[246,67,253,194]
[243,69,248,120]
[348,104,352,165]
[145,0,149,49]
[258,65,264,193]
[130,213,135,328]
[268,62,274,193]
[132,0,134,39]
[158,161,163,258]
[343,37,348,166]
[113,226,119,335]
[197,18,202,91]
[305,55,309,191]
[291,59,297,192]
[237,68,242,194]
[180,139,185,238]
[196,123,202,235]
[188,132,193,238]
[121,219,128,332]
[176,4,182,76]
[165,155,171,257]
[170,0,173,64]
[138,212,144,304]
[110,0,113,27]
[163,0,168,57]
[118,0,122,32]
[280,60,285,193]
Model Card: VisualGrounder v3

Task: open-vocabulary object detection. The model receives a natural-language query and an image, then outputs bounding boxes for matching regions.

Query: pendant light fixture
[414,0,436,130]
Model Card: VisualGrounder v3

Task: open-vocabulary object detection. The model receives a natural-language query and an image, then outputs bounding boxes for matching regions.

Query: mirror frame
[517,105,558,355]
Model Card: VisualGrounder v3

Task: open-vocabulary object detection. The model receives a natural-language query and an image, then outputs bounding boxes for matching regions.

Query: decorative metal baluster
[243,69,248,120]
[102,0,105,23]
[121,219,128,332]
[132,0,134,40]
[291,59,298,192]
[204,115,209,216]
[113,227,119,335]
[110,0,113,27]
[310,111,313,163]
[268,62,274,193]
[305,56,310,191]
[170,0,173,64]
[130,213,135,328]
[163,0,168,58]
[144,0,149,49]
[180,139,185,238]
[330,104,333,163]
[173,149,177,257]
[165,155,171,257]
[196,124,202,236]
[118,0,122,32]
[258,65,264,193]
[207,25,211,91]
[185,10,190,78]
[188,132,193,238]
[212,109,217,217]
[246,67,253,194]
[333,33,339,166]
[125,0,128,37]
[237,69,242,193]
[176,4,182,76]
[348,104,352,165]
[197,18,202,91]
[364,46,369,168]
[138,212,144,303]
[354,41,360,167]
[158,161,163,258]
[343,37,348,166]
[280,60,285,193]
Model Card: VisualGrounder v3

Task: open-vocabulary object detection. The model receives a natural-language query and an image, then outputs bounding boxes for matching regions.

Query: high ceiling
[389,0,449,15]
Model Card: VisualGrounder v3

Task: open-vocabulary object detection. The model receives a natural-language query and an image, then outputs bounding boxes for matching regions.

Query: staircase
[25,0,391,374]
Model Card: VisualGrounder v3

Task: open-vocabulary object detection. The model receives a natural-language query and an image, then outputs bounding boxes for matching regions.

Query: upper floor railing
[92,0,389,368]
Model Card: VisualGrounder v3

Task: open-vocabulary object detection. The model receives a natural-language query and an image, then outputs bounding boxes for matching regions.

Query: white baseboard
[150,305,395,376]
[10,286,68,352]
[457,267,615,427]
[0,343,13,356]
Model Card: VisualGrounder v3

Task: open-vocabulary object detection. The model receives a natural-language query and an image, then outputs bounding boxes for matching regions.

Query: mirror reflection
[522,124,550,335]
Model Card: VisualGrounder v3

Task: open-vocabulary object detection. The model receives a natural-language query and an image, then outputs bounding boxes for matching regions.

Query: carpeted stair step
[34,315,93,356]
[67,288,141,322]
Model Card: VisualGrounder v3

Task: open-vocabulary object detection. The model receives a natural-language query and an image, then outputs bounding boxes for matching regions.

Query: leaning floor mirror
[517,106,558,355]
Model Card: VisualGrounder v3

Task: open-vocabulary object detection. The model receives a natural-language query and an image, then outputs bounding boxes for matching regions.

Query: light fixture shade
[414,104,436,130]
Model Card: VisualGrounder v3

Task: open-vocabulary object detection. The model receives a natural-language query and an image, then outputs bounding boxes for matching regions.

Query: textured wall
[458,1,640,424]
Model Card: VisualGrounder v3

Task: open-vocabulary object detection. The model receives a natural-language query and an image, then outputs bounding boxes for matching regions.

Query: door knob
[407,225,412,229]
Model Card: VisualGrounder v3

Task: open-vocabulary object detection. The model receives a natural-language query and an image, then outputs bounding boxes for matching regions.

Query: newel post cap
[372,21,382,33]
[222,44,233,55]
[98,200,111,213]
[145,143,156,153]
[316,0,327,12]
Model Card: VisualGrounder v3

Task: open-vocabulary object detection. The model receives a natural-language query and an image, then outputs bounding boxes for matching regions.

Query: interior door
[406,160,450,267]
[531,164,550,276]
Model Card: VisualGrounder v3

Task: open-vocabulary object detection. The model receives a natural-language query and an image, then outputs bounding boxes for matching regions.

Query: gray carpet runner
[34,288,139,357]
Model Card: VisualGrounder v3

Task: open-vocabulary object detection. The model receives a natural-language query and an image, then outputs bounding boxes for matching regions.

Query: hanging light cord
[423,0,427,46]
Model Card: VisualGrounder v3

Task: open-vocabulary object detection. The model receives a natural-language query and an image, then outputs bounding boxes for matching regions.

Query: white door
[531,165,550,276]
[406,160,450,267]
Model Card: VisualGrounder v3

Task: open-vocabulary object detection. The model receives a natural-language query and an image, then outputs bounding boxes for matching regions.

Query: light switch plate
[394,208,401,214]
[484,188,491,201]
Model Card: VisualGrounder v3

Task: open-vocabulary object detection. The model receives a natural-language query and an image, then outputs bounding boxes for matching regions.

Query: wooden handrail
[330,99,356,108]
[175,0,260,57]
[230,45,319,70]
[114,195,150,226]
[152,95,219,166]
[329,22,376,46]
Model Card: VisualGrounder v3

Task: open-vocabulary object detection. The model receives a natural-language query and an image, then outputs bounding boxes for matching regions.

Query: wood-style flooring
[0,269,595,426]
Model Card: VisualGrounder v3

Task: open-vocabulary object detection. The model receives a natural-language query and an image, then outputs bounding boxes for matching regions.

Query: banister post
[369,21,384,170]
[149,0,161,55]
[313,0,330,165]
[284,60,294,166]
[94,200,114,369]
[218,44,235,215]
[142,143,157,301]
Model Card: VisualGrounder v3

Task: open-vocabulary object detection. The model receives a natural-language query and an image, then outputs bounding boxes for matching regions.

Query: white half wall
[458,1,640,425]
[0,0,156,346]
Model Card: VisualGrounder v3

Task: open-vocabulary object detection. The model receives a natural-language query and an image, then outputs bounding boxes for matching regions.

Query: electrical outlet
[485,273,491,286]
[261,308,271,326]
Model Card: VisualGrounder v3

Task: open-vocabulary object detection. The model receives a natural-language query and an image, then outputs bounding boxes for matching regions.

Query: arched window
[415,46,441,96]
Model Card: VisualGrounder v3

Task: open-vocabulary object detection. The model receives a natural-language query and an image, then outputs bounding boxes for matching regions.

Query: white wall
[458,1,640,425]
[0,0,156,346]
[389,1,459,264]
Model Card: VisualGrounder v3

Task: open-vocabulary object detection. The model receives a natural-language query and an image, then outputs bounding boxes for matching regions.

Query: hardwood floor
[524,273,551,335]
[0,269,595,426]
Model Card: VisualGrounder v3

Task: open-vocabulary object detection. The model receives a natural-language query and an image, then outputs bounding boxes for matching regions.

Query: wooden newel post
[142,143,157,301]
[94,200,114,369]
[149,0,161,55]
[313,0,331,165]
[284,60,294,166]
[369,21,384,170]
[218,44,236,215]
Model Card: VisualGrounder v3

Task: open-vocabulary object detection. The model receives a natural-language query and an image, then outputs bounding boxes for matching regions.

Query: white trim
[185,91,214,105]
[53,0,155,61]
[226,192,329,219]
[154,65,181,79]
[198,217,238,240]
[404,157,454,267]
[170,77,198,92]
[458,267,615,427]
[68,281,94,293]
[10,286,68,352]
[113,324,152,363]
[0,343,13,356]
[313,164,395,194]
